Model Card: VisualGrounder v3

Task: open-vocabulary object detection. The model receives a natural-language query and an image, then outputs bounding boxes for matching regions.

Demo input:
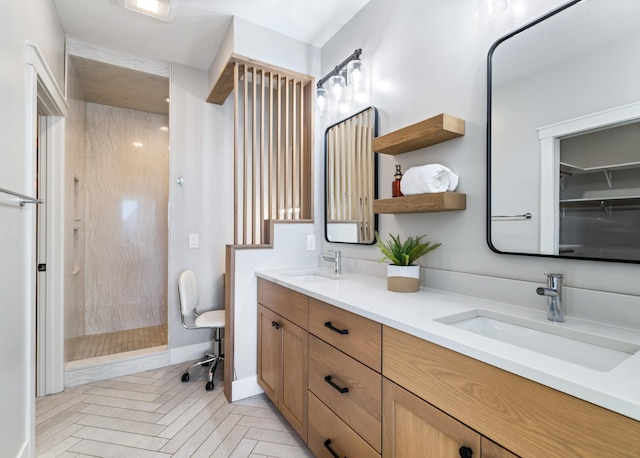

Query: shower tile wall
[85,103,168,334]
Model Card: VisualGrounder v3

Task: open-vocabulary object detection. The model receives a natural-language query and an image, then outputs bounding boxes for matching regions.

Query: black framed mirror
[324,107,378,244]
[487,0,640,263]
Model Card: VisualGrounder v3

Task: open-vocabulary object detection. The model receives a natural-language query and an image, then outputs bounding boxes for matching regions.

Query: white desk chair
[178,269,225,391]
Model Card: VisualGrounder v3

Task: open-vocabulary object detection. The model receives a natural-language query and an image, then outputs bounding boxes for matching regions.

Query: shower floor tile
[67,325,168,362]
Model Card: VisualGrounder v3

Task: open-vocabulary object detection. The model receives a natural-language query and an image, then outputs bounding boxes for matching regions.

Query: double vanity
[256,268,640,457]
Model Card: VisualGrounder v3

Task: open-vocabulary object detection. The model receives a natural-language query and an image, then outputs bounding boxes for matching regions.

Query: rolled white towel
[400,164,459,195]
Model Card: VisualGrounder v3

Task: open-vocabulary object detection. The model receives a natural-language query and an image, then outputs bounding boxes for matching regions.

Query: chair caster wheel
[181,373,190,382]
[205,381,214,391]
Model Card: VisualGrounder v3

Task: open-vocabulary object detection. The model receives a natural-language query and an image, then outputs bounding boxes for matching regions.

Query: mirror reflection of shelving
[558,121,640,260]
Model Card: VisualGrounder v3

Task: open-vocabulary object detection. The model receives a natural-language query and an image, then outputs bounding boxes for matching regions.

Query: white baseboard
[169,340,214,365]
[231,376,263,402]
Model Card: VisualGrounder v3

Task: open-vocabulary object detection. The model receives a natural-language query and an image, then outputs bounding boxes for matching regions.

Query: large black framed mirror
[325,107,378,244]
[487,0,640,263]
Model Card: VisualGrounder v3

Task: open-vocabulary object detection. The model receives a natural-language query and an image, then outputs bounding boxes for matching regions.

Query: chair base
[180,328,224,390]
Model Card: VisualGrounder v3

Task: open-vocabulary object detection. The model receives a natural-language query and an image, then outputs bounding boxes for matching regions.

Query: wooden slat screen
[232,62,313,245]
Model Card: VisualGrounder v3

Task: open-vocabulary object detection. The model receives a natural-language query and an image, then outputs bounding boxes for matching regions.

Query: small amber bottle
[392,164,403,197]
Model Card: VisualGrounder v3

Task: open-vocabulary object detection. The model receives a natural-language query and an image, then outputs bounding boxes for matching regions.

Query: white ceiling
[53,0,371,71]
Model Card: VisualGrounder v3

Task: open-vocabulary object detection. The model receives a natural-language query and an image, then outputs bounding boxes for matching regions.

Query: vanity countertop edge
[255,267,640,422]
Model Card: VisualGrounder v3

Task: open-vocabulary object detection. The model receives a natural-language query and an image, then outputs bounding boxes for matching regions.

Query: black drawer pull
[324,321,349,335]
[271,321,281,330]
[323,439,345,458]
[324,375,349,394]
[459,446,473,458]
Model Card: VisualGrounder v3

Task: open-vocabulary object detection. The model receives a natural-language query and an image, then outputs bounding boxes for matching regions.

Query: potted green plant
[375,232,441,292]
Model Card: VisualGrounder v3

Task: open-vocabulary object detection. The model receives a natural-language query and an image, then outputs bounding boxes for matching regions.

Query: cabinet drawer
[309,335,381,452]
[309,298,381,371]
[257,278,308,330]
[383,326,640,458]
[308,392,380,458]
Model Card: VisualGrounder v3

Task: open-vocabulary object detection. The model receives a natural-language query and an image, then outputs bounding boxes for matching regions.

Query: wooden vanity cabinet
[257,279,639,457]
[383,378,481,457]
[307,298,382,457]
[383,379,516,458]
[481,438,519,458]
[383,325,640,457]
[257,279,308,441]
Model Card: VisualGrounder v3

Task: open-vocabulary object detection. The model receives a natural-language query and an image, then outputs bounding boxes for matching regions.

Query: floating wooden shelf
[372,113,465,155]
[373,192,466,214]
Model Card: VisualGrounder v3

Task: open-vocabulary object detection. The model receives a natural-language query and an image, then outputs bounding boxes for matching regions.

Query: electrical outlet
[306,234,316,251]
[188,233,199,248]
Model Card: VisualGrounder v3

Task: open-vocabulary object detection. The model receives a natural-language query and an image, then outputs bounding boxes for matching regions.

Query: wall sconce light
[316,48,367,117]
[474,0,508,20]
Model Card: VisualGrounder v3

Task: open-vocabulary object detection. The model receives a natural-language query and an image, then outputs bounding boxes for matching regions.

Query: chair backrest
[178,270,199,316]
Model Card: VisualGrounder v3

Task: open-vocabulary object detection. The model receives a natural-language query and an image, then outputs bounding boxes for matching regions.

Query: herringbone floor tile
[36,364,313,457]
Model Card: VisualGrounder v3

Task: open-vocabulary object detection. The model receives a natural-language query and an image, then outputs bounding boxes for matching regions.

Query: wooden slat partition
[325,108,376,243]
[231,61,313,244]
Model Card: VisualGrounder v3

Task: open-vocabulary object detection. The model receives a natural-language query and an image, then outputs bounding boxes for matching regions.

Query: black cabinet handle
[324,375,349,394]
[271,321,281,330]
[323,439,345,458]
[459,446,473,458]
[324,321,349,335]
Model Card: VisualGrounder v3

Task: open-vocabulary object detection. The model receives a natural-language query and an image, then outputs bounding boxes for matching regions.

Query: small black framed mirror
[324,107,378,244]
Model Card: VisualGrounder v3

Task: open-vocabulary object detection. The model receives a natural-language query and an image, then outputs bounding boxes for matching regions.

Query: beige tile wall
[85,103,168,334]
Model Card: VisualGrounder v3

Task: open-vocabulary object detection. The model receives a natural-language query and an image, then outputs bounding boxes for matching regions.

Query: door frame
[26,42,67,404]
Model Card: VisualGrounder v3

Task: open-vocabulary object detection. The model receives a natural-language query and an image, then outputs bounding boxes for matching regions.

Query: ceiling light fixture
[316,48,368,117]
[123,0,174,21]
[474,0,509,20]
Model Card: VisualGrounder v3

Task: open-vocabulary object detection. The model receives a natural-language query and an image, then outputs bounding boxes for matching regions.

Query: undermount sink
[285,270,344,282]
[437,309,640,372]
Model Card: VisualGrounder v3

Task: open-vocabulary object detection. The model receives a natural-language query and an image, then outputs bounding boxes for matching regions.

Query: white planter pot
[387,264,421,292]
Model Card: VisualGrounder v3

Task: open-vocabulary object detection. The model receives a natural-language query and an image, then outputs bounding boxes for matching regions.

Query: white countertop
[256,267,640,422]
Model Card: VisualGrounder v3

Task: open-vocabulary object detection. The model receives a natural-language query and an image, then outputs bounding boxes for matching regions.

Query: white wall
[168,63,235,351]
[319,0,640,298]
[232,223,318,400]
[0,1,66,456]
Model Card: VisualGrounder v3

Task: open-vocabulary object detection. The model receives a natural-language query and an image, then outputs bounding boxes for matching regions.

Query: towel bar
[0,186,43,206]
[491,212,532,220]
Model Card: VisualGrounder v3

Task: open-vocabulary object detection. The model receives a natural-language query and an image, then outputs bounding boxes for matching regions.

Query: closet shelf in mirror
[372,113,464,155]
[560,196,640,208]
[373,192,466,214]
[560,161,640,174]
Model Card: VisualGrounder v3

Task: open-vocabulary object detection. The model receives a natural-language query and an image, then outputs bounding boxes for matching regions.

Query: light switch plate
[188,233,199,248]
[306,234,316,251]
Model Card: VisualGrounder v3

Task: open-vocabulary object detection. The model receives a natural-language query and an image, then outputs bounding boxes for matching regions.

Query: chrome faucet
[536,273,564,322]
[322,250,342,274]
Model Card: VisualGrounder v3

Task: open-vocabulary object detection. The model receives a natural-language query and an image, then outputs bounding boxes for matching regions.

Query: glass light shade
[474,0,508,20]
[315,87,329,115]
[347,59,365,92]
[328,74,347,104]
